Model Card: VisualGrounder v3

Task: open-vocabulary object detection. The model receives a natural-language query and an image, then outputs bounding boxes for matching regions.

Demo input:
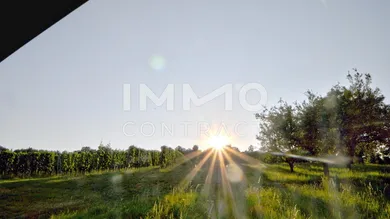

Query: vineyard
[0,144,182,178]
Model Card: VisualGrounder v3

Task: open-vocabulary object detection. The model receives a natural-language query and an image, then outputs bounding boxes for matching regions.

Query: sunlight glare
[208,135,229,150]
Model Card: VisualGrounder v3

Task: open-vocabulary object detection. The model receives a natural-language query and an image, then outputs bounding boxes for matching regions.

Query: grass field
[1,153,390,219]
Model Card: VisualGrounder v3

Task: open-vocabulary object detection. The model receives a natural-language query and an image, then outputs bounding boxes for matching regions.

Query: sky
[0,0,389,152]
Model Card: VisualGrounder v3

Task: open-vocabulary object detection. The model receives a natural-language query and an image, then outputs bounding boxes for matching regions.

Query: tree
[256,69,390,174]
[256,100,301,172]
[335,70,390,167]
[232,146,240,152]
[297,90,340,176]
[0,145,7,152]
[175,145,191,154]
[247,145,255,152]
[81,146,94,152]
[192,145,199,152]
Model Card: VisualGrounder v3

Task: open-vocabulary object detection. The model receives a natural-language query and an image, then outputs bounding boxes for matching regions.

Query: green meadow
[1,156,389,219]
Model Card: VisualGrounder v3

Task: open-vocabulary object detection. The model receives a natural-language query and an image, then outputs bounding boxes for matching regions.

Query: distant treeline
[245,151,390,165]
[0,143,185,178]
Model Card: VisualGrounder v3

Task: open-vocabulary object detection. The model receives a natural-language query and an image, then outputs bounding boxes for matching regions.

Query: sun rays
[169,141,268,218]
[155,130,272,217]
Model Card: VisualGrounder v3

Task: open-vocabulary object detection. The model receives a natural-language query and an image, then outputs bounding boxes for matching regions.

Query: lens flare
[149,55,166,71]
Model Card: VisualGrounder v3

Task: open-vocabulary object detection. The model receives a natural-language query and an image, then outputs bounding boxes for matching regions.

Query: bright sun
[208,135,230,150]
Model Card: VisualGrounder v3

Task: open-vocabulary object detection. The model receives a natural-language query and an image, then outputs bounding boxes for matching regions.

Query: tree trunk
[323,162,329,177]
[347,140,356,170]
[288,161,294,172]
[347,160,352,170]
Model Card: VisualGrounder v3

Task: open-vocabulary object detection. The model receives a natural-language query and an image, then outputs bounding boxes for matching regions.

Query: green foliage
[256,70,390,173]
[0,150,15,175]
[145,189,204,219]
[175,145,193,155]
[256,100,303,171]
[245,152,284,164]
[0,144,172,179]
[159,146,183,168]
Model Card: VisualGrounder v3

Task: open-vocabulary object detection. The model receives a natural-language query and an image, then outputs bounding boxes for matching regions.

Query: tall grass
[2,163,389,218]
